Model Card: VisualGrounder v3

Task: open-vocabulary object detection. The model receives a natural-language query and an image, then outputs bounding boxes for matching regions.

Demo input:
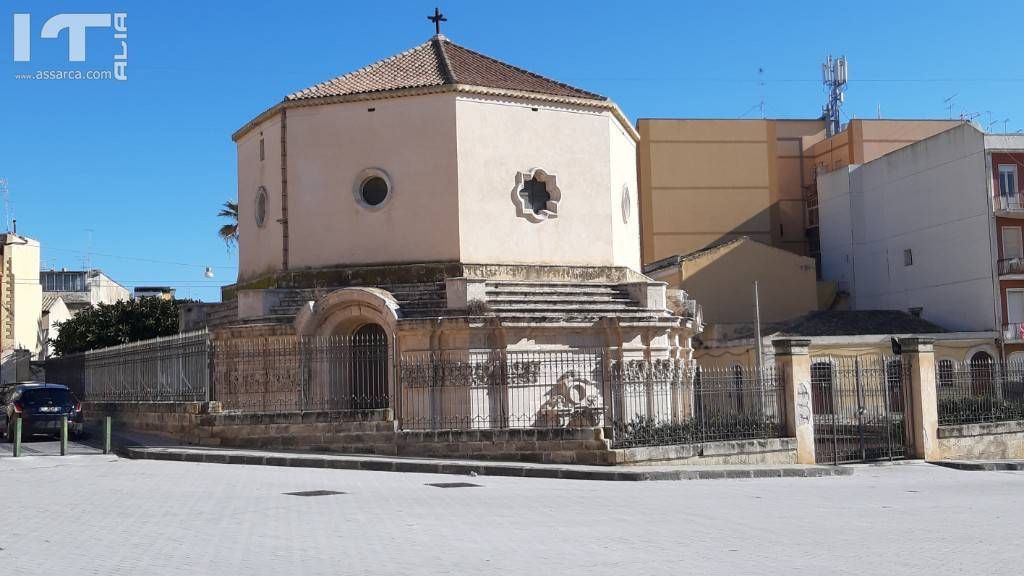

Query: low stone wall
[84,401,794,466]
[397,428,614,465]
[612,438,797,466]
[83,401,206,441]
[937,420,1024,460]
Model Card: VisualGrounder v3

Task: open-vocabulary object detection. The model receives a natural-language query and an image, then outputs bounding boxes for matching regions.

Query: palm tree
[218,200,238,247]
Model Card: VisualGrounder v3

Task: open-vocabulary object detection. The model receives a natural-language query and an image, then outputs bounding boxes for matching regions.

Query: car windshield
[20,388,73,405]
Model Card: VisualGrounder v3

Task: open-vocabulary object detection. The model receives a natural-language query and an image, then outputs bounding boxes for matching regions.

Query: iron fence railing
[1003,323,1024,343]
[44,330,211,402]
[936,360,1024,426]
[998,258,1024,276]
[810,355,911,464]
[399,348,606,430]
[609,362,785,448]
[45,333,789,448]
[211,332,392,413]
[996,197,1024,213]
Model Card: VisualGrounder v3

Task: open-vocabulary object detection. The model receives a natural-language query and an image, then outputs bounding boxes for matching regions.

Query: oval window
[255,186,267,227]
[621,184,631,224]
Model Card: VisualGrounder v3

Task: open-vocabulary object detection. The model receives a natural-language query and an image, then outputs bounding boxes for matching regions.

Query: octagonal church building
[222,33,701,424]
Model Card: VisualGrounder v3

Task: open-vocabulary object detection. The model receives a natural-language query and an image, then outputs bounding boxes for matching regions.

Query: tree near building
[218,200,239,247]
[52,297,181,356]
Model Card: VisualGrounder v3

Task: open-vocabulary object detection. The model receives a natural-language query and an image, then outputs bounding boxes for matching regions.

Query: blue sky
[2,0,1022,302]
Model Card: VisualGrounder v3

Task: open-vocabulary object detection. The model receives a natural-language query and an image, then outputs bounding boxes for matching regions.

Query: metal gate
[810,355,913,464]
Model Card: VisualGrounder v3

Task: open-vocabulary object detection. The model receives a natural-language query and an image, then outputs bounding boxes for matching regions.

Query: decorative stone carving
[511,168,560,222]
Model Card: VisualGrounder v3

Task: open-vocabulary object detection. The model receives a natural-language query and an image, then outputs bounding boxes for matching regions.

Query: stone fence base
[613,438,797,466]
[83,401,796,466]
[936,421,1024,460]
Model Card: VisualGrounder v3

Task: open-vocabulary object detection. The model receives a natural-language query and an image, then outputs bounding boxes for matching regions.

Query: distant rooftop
[288,35,606,103]
[775,310,947,337]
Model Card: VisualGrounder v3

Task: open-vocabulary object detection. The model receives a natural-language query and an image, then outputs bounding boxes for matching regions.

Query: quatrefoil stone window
[512,168,560,223]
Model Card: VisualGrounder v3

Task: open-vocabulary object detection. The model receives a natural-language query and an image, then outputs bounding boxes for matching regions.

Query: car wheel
[4,422,13,443]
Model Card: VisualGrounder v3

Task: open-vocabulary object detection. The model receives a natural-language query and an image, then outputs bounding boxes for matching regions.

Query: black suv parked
[1,383,83,441]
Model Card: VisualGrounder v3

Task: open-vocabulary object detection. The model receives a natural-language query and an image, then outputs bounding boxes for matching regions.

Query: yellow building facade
[637,118,962,267]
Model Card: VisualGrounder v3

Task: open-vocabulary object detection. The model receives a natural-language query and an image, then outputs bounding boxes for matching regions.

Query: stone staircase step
[395,299,448,309]
[401,308,450,318]
[487,303,641,312]
[487,295,636,304]
[490,310,669,319]
[487,284,622,295]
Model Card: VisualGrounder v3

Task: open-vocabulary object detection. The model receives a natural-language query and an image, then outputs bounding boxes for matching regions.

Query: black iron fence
[211,332,392,413]
[609,362,785,448]
[45,333,789,448]
[399,348,605,430]
[810,355,911,464]
[936,360,1024,426]
[45,330,211,402]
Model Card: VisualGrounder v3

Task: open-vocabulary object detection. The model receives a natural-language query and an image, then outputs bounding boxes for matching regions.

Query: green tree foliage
[52,297,181,356]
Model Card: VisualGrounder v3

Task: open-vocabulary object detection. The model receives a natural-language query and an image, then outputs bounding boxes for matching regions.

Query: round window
[255,186,267,227]
[621,184,631,224]
[360,176,389,206]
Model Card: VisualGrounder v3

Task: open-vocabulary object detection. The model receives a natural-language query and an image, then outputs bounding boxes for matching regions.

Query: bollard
[13,415,22,457]
[60,416,68,456]
[103,416,111,455]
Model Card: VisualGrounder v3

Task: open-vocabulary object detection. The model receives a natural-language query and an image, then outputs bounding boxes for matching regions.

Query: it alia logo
[12,12,128,80]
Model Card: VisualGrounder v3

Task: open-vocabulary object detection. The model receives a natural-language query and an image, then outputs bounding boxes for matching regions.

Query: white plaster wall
[41,297,70,360]
[4,237,42,354]
[827,124,995,332]
[284,94,460,271]
[89,271,129,306]
[237,116,284,282]
[609,118,642,271]
[455,95,636,267]
[818,166,855,291]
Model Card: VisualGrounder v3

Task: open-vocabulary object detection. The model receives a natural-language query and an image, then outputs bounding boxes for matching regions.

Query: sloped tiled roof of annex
[287,35,606,102]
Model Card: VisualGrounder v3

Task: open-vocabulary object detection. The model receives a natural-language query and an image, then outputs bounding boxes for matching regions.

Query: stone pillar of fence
[772,338,815,464]
[902,337,939,460]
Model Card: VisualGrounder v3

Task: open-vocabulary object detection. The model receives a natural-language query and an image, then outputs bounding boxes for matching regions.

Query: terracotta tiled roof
[776,310,948,337]
[287,35,606,102]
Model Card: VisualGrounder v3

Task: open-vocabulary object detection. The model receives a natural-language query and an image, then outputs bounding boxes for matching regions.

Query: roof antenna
[758,67,766,119]
[943,93,958,120]
[0,177,10,232]
[821,54,848,137]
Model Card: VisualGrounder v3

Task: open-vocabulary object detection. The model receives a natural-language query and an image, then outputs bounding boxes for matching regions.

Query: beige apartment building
[637,118,961,272]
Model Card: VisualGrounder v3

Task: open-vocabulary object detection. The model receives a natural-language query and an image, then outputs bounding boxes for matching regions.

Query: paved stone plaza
[1,451,1021,575]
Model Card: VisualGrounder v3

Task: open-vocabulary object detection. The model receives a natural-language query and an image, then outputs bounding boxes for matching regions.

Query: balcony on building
[1004,322,1024,343]
[998,257,1024,276]
[994,194,1024,217]
[995,162,1023,217]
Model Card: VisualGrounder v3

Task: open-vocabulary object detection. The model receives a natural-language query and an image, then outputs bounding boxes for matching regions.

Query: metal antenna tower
[83,228,94,270]
[0,178,9,232]
[822,55,848,137]
[758,67,766,119]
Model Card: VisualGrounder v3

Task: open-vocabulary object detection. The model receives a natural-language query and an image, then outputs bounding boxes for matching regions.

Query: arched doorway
[351,323,389,410]
[969,351,994,396]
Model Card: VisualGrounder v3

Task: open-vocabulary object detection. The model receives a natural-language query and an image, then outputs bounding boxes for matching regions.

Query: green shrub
[938,396,1024,424]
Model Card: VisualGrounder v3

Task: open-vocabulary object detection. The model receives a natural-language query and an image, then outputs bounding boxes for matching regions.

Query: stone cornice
[232,84,639,143]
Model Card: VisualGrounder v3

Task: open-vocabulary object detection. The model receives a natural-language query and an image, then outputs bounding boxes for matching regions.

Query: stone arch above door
[293,287,400,338]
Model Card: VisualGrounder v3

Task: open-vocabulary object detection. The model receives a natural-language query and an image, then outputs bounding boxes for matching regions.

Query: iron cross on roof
[428,7,447,35]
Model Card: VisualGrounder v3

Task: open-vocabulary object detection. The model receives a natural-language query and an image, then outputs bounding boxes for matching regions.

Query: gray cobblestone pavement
[1,455,1021,575]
